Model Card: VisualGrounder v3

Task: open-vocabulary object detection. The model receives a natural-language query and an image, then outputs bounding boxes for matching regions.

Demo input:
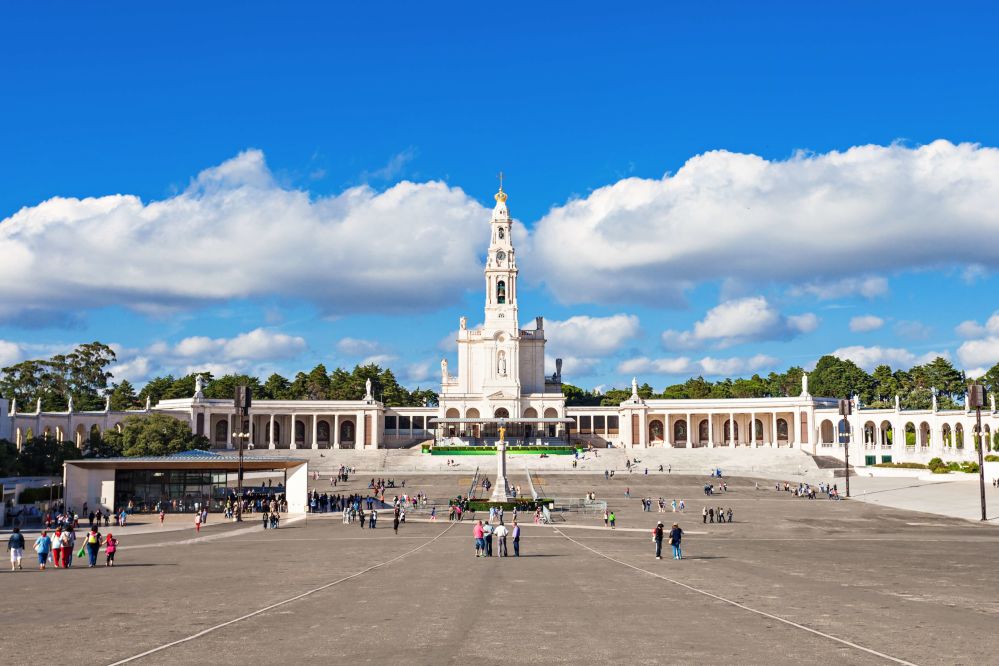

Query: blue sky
[2,1,999,391]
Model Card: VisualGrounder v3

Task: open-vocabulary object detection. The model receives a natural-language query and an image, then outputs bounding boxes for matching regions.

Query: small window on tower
[497,280,506,304]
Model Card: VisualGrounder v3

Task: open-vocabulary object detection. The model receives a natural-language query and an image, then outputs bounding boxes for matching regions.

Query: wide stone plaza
[5,468,998,665]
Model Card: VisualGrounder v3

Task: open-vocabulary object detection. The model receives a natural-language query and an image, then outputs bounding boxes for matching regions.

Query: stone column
[686,413,692,447]
[728,412,734,447]
[205,412,212,447]
[228,413,235,450]
[290,413,297,449]
[708,415,714,448]
[750,411,757,448]
[334,414,340,449]
[490,433,511,502]
[249,417,255,448]
[357,410,366,449]
[268,413,275,449]
[312,414,318,450]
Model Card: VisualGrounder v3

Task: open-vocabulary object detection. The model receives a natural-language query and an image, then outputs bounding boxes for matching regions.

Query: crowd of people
[472,519,521,557]
[6,524,118,571]
[776,480,842,499]
[701,506,734,523]
[638,497,686,513]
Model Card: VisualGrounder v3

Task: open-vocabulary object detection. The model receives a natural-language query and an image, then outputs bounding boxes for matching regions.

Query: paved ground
[5,472,999,665]
[849,474,999,522]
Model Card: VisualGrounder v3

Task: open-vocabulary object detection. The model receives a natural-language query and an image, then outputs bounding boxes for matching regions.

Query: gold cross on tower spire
[495,171,508,203]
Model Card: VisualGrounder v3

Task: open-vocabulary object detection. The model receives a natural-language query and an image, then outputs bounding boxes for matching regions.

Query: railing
[467,467,480,500]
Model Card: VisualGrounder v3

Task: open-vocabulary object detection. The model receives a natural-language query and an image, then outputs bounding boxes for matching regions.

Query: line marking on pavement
[553,528,919,666]
[105,521,457,666]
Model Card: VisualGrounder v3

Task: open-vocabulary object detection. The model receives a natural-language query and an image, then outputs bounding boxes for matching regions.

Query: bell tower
[483,174,519,335]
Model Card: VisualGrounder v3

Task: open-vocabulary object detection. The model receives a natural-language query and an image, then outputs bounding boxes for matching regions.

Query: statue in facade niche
[498,351,507,376]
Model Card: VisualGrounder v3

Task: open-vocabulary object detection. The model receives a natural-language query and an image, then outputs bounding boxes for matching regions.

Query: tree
[204,374,264,400]
[562,383,600,406]
[116,414,210,457]
[16,438,82,475]
[0,439,18,476]
[137,375,176,406]
[262,373,292,400]
[108,380,140,411]
[978,362,999,397]
[870,365,898,407]
[809,355,872,401]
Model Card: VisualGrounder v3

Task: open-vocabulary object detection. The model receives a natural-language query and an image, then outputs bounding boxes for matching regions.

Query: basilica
[4,185,998,470]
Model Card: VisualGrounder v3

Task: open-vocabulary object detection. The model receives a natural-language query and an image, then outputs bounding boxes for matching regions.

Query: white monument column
[750,411,756,448]
[728,413,734,447]
[771,412,777,448]
[490,424,511,502]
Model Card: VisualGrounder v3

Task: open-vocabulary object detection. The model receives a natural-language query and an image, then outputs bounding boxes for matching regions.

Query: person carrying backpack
[84,527,102,567]
[653,522,664,560]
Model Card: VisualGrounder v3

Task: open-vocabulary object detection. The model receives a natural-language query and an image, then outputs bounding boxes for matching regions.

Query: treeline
[0,342,439,411]
[564,356,999,410]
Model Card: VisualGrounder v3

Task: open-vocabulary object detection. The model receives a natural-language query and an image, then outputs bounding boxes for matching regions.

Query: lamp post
[234,386,252,522]
[839,398,852,498]
[969,384,987,521]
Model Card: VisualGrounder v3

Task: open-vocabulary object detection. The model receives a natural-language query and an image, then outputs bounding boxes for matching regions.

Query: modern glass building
[64,450,308,514]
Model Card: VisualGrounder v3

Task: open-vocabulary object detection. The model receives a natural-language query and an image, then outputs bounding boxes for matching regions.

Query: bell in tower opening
[497,280,506,304]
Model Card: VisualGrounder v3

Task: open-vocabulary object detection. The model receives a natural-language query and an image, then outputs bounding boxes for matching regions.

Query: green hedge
[872,462,927,469]
[985,454,999,462]
[927,457,980,474]
[453,498,553,512]
[425,445,577,455]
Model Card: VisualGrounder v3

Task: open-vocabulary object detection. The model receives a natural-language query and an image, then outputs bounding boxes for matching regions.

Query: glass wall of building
[114,469,288,513]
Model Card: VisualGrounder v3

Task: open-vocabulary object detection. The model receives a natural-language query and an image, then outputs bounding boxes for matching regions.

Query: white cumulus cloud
[661,296,816,350]
[849,315,884,333]
[956,311,999,369]
[617,354,777,377]
[529,141,999,305]
[0,150,490,323]
[546,314,641,357]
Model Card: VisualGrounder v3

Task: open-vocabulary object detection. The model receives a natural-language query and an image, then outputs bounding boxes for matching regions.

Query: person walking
[7,527,25,570]
[393,512,400,534]
[34,530,52,571]
[494,522,509,557]
[84,526,102,567]
[603,509,609,527]
[653,521,664,560]
[702,506,707,524]
[50,528,64,568]
[669,523,683,560]
[194,511,202,533]
[105,533,118,567]
[512,521,521,557]
[159,509,165,526]
[609,511,616,529]
[473,520,485,557]
[370,509,378,529]
[483,521,494,556]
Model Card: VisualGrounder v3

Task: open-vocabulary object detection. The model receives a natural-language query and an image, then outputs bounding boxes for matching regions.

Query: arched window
[340,420,355,442]
[497,280,506,304]
[723,420,739,443]
[649,419,664,442]
[295,420,306,444]
[215,420,228,443]
[698,419,709,443]
[494,408,510,419]
[776,418,788,440]
[317,420,330,442]
[673,419,687,443]
[820,420,834,443]
[89,424,101,444]
[754,419,764,441]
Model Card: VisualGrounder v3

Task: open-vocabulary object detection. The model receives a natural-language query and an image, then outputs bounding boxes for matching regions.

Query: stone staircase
[244,446,832,481]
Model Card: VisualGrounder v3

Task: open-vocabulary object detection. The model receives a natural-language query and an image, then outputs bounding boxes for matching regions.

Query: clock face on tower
[496,250,506,262]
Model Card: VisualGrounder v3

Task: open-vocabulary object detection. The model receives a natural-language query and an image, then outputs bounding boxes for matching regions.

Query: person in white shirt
[494,523,510,557]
